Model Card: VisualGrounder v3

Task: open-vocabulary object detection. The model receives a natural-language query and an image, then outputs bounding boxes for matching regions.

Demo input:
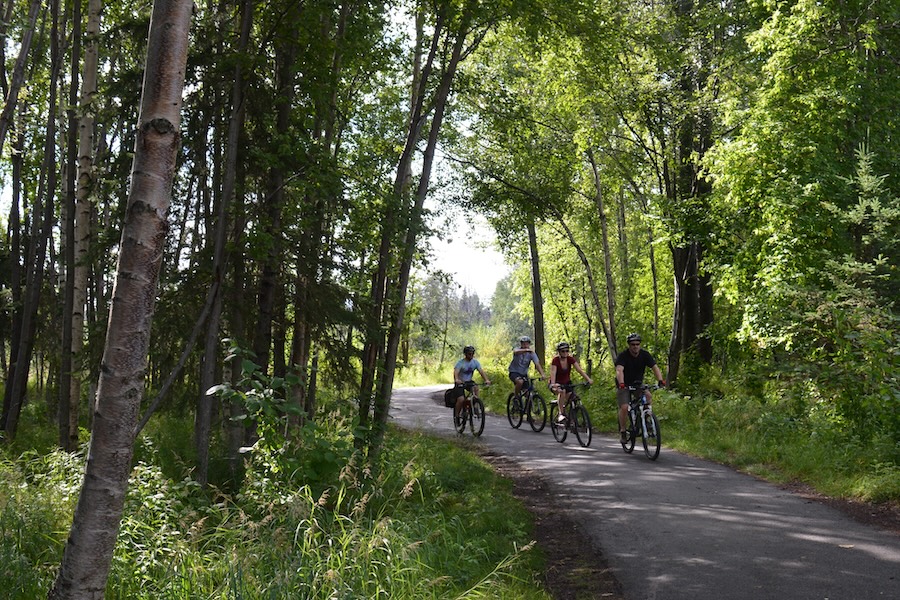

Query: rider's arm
[615,365,625,388]
[548,362,557,386]
[534,355,546,379]
[478,368,491,385]
[453,367,462,385]
[574,360,593,385]
[652,364,665,386]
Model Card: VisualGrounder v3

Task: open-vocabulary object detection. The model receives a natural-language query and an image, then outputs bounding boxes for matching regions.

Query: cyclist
[615,333,665,442]
[453,345,491,424]
[508,335,546,399]
[549,342,593,423]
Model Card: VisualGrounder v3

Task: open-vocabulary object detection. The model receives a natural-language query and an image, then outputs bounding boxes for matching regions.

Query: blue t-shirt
[454,358,482,382]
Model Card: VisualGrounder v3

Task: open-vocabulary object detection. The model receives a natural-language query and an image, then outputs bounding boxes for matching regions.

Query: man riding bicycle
[508,335,546,399]
[549,341,592,423]
[453,345,491,424]
[615,333,665,442]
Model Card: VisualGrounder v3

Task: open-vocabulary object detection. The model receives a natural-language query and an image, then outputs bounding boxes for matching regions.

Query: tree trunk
[1,127,24,431]
[369,7,477,460]
[527,221,546,365]
[358,6,440,448]
[59,0,81,449]
[547,207,614,362]
[197,0,252,486]
[0,0,41,152]
[48,1,192,596]
[3,0,61,440]
[587,149,618,353]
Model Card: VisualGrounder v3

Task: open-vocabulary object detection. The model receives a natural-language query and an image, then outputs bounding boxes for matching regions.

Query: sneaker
[556,414,567,424]
[620,430,628,442]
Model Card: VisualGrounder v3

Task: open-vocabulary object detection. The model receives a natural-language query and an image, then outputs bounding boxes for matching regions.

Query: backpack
[443,388,457,408]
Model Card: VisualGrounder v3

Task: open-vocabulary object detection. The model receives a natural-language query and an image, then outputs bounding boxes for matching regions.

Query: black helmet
[626,333,641,344]
[518,335,532,343]
[463,345,475,354]
[556,341,570,351]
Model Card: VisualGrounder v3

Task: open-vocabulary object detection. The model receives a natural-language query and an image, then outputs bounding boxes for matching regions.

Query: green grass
[0,415,551,599]
[652,387,900,504]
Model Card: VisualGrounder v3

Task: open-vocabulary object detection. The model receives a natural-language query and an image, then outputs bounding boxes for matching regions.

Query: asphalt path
[389,385,900,600]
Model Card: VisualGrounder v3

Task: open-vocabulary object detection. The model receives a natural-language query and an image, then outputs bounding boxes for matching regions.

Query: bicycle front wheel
[621,410,636,453]
[572,405,592,447]
[550,403,567,442]
[506,393,523,429]
[471,398,486,437]
[642,411,661,460]
[455,406,468,434]
[528,393,547,432]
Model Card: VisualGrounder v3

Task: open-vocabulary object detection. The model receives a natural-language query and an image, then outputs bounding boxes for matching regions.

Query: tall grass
[653,372,900,504]
[1,417,550,599]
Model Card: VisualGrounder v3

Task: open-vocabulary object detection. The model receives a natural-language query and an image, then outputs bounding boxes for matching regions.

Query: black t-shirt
[615,349,657,385]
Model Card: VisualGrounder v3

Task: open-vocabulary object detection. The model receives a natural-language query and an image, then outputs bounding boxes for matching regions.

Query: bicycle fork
[640,406,655,437]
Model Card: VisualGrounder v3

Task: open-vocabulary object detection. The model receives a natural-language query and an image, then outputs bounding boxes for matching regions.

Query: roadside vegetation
[1,399,549,600]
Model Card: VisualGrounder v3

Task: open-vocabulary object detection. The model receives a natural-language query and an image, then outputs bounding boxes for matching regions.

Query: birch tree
[49,0,192,596]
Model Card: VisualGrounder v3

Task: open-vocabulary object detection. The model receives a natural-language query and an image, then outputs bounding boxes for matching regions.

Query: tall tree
[48,0,192,595]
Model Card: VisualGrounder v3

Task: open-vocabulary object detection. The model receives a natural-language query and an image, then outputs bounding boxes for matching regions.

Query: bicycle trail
[389,385,900,600]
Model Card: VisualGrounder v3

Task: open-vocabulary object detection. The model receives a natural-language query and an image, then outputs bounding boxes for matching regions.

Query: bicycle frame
[621,384,661,460]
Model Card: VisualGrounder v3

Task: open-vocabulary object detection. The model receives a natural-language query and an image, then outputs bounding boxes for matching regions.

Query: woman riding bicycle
[615,333,665,442]
[453,345,491,423]
[549,342,592,423]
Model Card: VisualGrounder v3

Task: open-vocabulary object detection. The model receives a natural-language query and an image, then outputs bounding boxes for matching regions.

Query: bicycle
[454,381,487,437]
[620,384,661,460]
[550,383,592,447]
[506,377,547,432]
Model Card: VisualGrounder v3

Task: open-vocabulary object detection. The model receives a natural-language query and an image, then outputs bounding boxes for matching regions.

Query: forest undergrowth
[0,404,551,600]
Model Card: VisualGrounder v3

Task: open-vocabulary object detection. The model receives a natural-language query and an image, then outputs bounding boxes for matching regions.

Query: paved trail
[389,385,900,600]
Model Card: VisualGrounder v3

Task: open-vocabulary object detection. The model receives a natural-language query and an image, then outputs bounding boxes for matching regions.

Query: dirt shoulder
[479,449,626,600]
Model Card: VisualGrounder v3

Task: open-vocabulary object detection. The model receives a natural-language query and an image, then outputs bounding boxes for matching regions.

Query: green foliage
[0,450,84,597]
[1,420,549,599]
[657,364,900,503]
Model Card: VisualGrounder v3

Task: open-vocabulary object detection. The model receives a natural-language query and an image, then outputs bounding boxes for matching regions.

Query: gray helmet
[626,333,642,344]
[518,335,532,343]
[463,345,475,354]
[556,341,570,351]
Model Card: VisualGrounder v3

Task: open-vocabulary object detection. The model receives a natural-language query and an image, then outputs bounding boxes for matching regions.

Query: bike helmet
[463,345,475,354]
[626,333,641,344]
[518,335,532,343]
[556,341,570,351]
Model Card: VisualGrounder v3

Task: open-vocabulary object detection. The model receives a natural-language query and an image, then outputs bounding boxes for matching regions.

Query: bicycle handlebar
[626,383,662,391]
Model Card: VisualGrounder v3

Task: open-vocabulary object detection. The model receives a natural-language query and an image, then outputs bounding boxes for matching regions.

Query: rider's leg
[557,389,568,421]
[616,388,630,437]
[454,389,465,424]
[513,375,525,397]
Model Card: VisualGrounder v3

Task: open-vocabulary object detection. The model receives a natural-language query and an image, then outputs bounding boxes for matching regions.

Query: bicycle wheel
[471,398,486,437]
[550,403,567,442]
[506,393,523,429]
[455,405,468,434]
[528,393,547,432]
[621,409,636,453]
[572,405,592,447]
[642,411,661,460]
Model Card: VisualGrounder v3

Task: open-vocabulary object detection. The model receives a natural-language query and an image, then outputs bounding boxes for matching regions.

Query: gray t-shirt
[508,349,539,375]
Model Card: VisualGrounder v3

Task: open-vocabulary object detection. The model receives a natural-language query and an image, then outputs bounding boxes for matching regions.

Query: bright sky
[427,212,510,303]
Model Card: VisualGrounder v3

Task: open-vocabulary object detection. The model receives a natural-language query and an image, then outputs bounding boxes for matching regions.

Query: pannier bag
[444,388,457,408]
